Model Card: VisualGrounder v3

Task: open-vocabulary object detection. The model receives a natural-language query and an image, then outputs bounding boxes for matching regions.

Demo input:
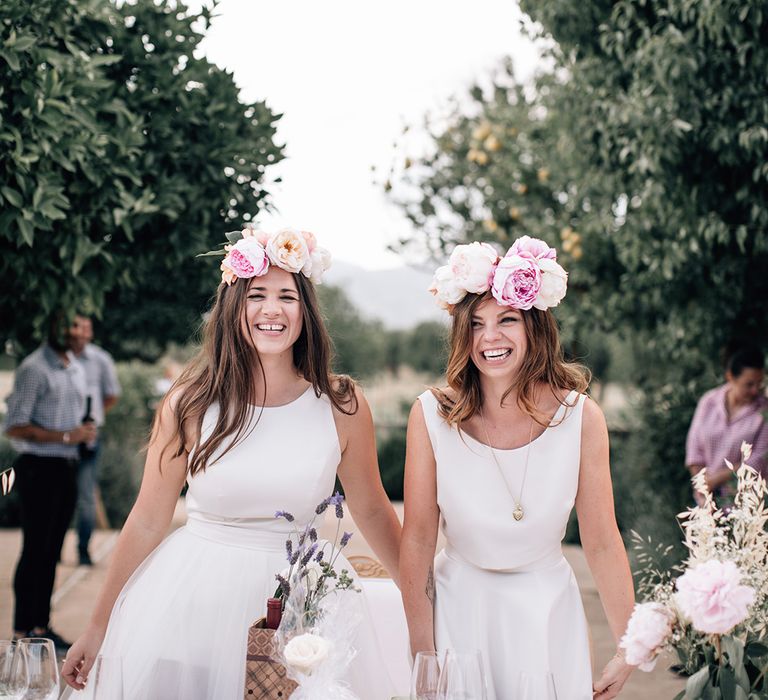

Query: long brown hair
[160,273,357,477]
[435,291,590,426]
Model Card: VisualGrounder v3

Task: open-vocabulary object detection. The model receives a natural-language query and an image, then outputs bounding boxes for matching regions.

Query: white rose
[533,258,568,310]
[449,242,498,294]
[429,265,466,309]
[306,246,332,284]
[266,229,310,273]
[284,633,333,675]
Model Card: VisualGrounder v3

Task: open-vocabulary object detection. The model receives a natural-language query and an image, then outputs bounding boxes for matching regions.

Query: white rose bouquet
[273,493,362,700]
[622,443,768,699]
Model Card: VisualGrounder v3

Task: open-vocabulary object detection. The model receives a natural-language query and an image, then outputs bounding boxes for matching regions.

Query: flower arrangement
[199,224,332,286]
[621,443,768,698]
[429,235,568,311]
[273,493,362,700]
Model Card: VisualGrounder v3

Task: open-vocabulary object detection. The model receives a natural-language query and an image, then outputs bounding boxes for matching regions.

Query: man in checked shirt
[4,312,97,653]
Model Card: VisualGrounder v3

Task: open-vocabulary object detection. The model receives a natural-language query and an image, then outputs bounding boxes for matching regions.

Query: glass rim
[15,637,55,645]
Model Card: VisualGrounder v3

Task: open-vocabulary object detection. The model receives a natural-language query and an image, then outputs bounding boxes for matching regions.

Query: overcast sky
[198,1,542,269]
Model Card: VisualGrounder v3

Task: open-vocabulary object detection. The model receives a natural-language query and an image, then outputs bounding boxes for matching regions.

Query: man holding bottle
[68,314,121,566]
[4,312,97,651]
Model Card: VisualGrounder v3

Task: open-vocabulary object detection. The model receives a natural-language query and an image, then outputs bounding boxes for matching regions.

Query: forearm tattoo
[425,564,435,604]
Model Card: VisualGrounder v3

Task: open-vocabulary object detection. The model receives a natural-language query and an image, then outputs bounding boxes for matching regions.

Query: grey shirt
[74,343,121,426]
[4,344,87,459]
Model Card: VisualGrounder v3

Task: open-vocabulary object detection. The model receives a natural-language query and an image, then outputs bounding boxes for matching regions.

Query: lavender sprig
[275,510,294,522]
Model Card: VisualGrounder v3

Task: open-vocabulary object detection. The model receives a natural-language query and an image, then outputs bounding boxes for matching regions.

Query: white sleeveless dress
[419,389,593,700]
[69,387,398,699]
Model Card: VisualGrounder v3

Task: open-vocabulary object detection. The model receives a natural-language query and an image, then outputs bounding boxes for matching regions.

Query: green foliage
[389,0,768,525]
[0,0,283,359]
[98,360,160,527]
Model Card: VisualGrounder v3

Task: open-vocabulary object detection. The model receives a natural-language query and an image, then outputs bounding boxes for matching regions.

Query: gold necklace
[479,410,534,522]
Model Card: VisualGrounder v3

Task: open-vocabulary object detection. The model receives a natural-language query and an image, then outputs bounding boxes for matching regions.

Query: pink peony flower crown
[200,225,332,286]
[429,235,568,312]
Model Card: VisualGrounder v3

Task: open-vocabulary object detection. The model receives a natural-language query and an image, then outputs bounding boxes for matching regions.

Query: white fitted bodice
[185,386,341,529]
[419,389,586,571]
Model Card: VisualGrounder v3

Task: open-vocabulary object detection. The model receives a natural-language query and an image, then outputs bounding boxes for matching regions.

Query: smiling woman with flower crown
[400,236,637,700]
[61,226,403,699]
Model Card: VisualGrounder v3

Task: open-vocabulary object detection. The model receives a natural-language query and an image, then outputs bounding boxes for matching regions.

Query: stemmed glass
[0,641,29,700]
[436,649,487,700]
[514,671,558,699]
[17,639,58,700]
[410,650,441,700]
[90,655,124,699]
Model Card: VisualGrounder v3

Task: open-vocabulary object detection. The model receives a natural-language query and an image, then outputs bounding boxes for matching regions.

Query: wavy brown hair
[435,291,590,427]
[160,273,357,477]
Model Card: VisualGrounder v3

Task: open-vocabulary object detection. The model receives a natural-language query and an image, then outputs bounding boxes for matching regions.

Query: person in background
[4,312,97,651]
[686,346,768,504]
[69,314,121,566]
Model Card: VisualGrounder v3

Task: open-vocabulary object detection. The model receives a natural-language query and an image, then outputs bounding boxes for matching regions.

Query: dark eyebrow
[248,287,298,294]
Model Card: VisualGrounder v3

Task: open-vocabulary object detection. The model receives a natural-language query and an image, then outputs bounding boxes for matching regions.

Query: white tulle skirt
[67,518,398,700]
[433,548,593,700]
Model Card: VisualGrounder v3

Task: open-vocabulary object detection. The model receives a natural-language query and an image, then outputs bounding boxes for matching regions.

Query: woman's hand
[592,652,634,699]
[61,625,106,690]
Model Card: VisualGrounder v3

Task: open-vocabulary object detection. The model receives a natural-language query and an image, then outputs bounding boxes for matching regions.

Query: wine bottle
[266,597,282,630]
[79,396,97,459]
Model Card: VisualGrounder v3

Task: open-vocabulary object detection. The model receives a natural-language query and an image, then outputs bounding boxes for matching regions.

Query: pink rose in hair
[509,235,557,261]
[449,242,498,294]
[429,264,466,309]
[675,560,755,634]
[225,238,269,279]
[619,602,674,671]
[491,254,541,309]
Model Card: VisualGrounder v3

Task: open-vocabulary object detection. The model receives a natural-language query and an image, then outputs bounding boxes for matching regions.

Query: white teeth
[482,349,511,359]
[257,324,285,331]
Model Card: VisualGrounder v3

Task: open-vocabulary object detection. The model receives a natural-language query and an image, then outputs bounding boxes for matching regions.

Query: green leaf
[196,250,226,258]
[1,187,23,208]
[12,35,37,52]
[686,665,712,698]
[745,642,768,659]
[17,217,34,246]
[722,636,745,671]
[88,53,122,67]
[224,230,244,244]
[0,50,21,71]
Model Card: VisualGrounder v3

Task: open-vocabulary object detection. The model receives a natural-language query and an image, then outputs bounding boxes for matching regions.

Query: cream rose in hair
[449,242,498,294]
[266,228,310,274]
[283,632,333,675]
[533,258,568,310]
[306,247,332,285]
[429,264,466,309]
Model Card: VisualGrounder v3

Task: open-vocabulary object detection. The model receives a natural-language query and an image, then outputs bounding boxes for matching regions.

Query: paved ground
[0,501,685,698]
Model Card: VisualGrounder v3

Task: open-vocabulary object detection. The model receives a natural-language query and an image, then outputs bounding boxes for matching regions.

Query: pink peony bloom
[508,235,557,261]
[620,602,674,671]
[491,254,541,309]
[533,258,568,310]
[675,560,756,635]
[449,242,498,294]
[225,238,269,280]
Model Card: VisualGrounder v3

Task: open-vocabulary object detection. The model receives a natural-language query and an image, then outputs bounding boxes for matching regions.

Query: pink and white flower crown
[429,235,568,311]
[200,225,332,286]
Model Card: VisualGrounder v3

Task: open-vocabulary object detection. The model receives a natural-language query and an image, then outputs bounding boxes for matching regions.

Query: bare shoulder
[582,395,608,429]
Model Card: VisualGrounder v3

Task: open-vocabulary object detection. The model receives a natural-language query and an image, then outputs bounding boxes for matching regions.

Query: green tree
[1,0,283,358]
[389,0,768,520]
[318,285,388,379]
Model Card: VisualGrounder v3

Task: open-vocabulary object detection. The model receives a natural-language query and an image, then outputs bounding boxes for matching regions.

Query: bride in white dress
[400,237,636,700]
[62,228,402,699]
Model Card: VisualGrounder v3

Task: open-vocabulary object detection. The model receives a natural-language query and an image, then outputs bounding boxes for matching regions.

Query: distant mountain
[325,261,447,330]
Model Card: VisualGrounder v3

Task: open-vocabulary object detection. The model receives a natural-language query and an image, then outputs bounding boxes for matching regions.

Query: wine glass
[410,650,441,700]
[514,671,558,699]
[436,649,487,700]
[0,641,29,700]
[17,639,58,700]
[90,655,124,699]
